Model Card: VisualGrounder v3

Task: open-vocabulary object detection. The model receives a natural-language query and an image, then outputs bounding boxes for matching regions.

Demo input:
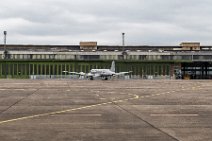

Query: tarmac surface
[0,79,212,141]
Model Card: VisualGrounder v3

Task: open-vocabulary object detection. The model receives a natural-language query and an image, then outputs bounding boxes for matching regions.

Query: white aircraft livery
[66,61,132,80]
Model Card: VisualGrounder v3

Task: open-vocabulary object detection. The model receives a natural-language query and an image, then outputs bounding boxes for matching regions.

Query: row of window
[1,54,212,61]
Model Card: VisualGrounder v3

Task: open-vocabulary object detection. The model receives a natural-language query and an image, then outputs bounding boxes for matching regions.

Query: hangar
[0,42,212,79]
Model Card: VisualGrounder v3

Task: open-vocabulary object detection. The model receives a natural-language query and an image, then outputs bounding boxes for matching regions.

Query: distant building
[0,42,212,79]
[180,42,200,51]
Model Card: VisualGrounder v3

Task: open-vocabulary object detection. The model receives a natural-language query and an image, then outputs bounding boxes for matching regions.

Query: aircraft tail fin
[110,61,115,72]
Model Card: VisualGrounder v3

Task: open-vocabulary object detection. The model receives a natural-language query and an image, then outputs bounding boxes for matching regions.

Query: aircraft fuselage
[87,69,115,80]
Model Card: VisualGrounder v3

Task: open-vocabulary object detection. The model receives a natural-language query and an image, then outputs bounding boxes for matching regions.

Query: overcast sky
[1,0,212,45]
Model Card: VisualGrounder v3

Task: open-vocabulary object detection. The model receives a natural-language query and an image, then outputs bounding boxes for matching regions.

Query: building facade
[0,43,212,79]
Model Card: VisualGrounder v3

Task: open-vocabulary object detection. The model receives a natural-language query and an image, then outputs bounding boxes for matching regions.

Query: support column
[0,63,3,77]
[12,64,15,77]
[45,64,47,76]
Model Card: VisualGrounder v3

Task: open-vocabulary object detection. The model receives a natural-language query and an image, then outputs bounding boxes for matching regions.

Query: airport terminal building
[0,42,212,79]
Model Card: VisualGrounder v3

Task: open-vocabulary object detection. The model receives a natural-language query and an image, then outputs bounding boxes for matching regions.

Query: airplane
[63,61,132,80]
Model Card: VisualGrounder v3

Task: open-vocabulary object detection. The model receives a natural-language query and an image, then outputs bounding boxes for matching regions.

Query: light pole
[122,33,125,51]
[3,31,7,59]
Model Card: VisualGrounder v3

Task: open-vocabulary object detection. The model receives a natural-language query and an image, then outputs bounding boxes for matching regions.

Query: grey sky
[1,0,212,45]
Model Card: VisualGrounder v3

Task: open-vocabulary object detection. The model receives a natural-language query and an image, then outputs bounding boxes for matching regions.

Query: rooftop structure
[80,41,97,50]
[180,42,201,51]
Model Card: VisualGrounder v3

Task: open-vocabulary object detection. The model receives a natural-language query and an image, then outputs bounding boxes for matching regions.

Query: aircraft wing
[115,71,132,76]
[68,72,86,76]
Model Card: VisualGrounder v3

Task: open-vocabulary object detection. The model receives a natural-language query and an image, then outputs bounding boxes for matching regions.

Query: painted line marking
[0,89,36,91]
[0,89,6,91]
[2,83,41,85]
[39,123,83,125]
[192,87,196,90]
[150,114,199,117]
[52,114,102,117]
[156,94,162,96]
